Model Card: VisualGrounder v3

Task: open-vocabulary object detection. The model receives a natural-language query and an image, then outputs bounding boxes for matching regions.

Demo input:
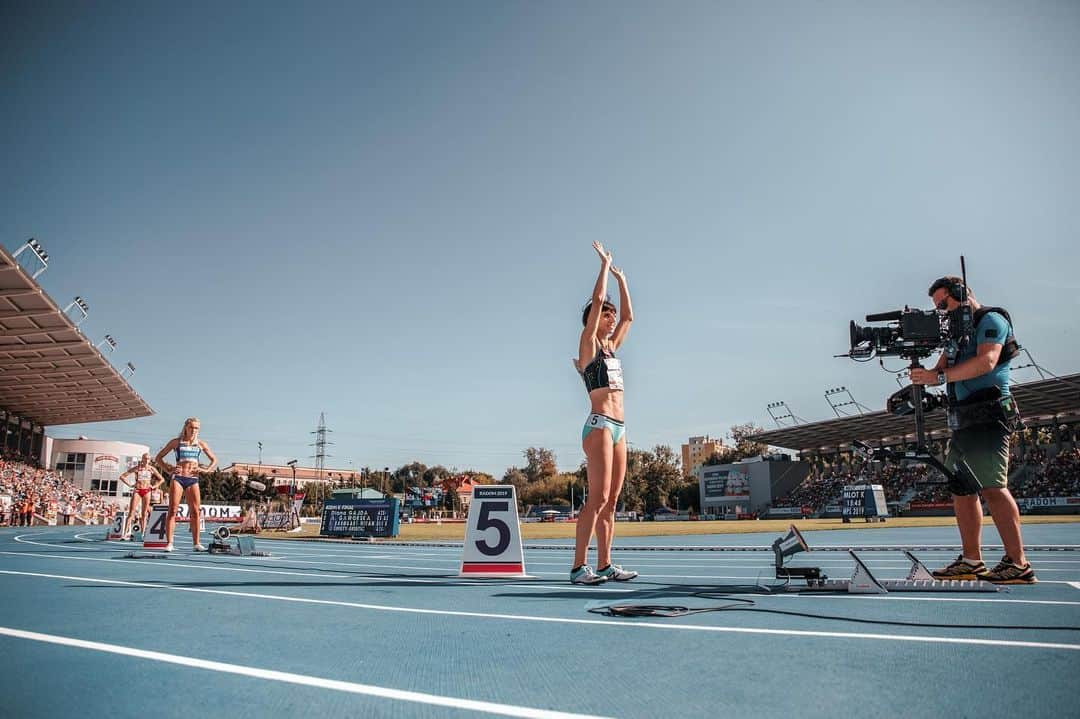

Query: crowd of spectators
[773,457,937,511]
[1015,447,1080,498]
[773,433,1080,512]
[0,455,114,526]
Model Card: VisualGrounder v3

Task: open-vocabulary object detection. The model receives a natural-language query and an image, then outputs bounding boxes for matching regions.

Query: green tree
[395,461,428,496]
[519,472,580,508]
[704,422,770,466]
[668,479,700,514]
[640,445,683,512]
[522,447,557,483]
[465,471,495,485]
[423,465,449,485]
[502,467,528,491]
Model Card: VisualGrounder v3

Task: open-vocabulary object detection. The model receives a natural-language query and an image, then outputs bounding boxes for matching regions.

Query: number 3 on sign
[459,485,528,577]
[107,512,126,540]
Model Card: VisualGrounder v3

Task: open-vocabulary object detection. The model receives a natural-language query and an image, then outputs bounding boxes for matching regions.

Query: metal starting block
[208,526,270,556]
[772,525,998,594]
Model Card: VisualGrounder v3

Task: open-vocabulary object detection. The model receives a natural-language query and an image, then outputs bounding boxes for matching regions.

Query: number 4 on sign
[143,505,170,549]
[459,485,530,577]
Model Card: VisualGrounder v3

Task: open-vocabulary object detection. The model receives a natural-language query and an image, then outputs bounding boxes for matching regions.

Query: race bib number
[604,357,624,390]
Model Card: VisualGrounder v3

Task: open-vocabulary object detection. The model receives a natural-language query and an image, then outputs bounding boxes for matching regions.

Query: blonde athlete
[154,417,217,552]
[118,453,164,539]
[570,241,638,585]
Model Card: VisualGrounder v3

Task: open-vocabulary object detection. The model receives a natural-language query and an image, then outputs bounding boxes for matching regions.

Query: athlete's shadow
[491,581,778,601]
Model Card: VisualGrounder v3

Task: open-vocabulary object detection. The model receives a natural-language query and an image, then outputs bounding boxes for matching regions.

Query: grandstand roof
[756,374,1080,454]
[0,245,153,426]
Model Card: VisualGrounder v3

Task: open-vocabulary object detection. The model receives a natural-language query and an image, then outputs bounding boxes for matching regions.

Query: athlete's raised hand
[610,265,627,284]
[592,240,612,266]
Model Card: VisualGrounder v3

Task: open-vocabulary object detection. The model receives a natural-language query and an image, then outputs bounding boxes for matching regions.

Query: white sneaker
[163,544,174,552]
[193,544,206,552]
[570,564,608,585]
[596,564,639,581]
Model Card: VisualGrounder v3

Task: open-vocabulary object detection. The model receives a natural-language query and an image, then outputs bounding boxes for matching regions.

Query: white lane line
[0,626,612,719]
[25,537,1080,574]
[0,551,350,579]
[0,551,634,593]
[182,555,1080,582]
[772,593,1080,607]
[2,569,1078,651]
[12,543,1077,585]
[243,545,1080,563]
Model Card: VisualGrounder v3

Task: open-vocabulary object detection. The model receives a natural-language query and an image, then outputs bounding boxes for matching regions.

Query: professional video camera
[840,257,981,495]
[847,306,971,361]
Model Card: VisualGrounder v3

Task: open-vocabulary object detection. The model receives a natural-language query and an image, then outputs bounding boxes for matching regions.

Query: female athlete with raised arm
[570,241,638,585]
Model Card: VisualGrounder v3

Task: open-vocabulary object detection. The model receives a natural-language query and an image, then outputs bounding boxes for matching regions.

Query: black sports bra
[581,346,624,393]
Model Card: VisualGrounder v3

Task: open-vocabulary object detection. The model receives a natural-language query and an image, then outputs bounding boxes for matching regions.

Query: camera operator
[909,277,1035,584]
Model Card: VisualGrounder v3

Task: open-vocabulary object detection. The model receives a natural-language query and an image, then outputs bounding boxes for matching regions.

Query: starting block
[772,525,998,594]
[208,526,270,557]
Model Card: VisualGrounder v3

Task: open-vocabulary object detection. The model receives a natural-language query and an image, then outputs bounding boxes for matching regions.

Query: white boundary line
[0,549,351,579]
[0,550,636,593]
[0,626,613,719]
[5,543,1079,589]
[259,548,1080,566]
[2,569,1078,651]
[17,534,1080,577]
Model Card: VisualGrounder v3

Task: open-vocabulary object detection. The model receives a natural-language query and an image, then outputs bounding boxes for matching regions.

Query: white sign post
[459,485,528,577]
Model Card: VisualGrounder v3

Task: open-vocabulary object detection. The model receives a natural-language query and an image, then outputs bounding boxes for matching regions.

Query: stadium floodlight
[96,334,117,354]
[120,362,136,378]
[62,296,89,327]
[287,459,298,497]
[824,385,871,418]
[766,400,804,428]
[12,238,49,280]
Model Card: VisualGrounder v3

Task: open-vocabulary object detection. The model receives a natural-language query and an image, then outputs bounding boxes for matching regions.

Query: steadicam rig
[841,256,981,495]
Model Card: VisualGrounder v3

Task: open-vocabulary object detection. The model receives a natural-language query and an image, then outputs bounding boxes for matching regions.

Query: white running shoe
[570,564,608,585]
[163,544,174,552]
[596,564,639,581]
[193,544,206,552]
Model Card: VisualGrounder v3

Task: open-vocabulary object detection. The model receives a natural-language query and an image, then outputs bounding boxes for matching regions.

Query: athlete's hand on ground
[592,241,612,265]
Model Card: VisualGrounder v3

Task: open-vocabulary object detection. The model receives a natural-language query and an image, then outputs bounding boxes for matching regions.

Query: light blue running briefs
[582,413,626,445]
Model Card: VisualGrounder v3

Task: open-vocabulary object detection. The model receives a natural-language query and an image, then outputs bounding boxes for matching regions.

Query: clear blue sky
[3,2,1078,476]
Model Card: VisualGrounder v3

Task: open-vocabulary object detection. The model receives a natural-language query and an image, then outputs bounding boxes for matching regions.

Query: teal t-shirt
[950,310,1012,401]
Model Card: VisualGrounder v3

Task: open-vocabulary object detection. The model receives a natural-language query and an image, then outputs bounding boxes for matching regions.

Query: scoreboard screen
[321,498,400,538]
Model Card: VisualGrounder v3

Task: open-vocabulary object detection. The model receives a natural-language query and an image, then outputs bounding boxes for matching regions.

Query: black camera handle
[852,357,981,495]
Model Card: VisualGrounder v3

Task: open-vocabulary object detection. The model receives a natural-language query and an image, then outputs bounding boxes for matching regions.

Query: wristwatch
[936,370,947,386]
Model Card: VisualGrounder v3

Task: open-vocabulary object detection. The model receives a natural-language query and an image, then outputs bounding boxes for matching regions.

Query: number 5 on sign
[459,485,528,577]
[143,505,170,549]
